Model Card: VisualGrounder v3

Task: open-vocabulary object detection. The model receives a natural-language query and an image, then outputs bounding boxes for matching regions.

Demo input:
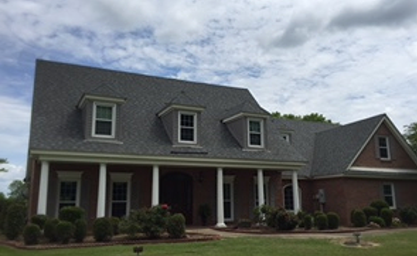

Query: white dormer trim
[222,112,269,124]
[178,111,197,144]
[78,94,126,109]
[158,104,205,117]
[247,118,264,148]
[92,102,116,139]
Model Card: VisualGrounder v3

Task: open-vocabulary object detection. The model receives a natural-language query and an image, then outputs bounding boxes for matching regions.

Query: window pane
[96,121,112,135]
[224,202,231,219]
[96,106,112,119]
[224,184,231,200]
[284,186,294,210]
[181,114,194,127]
[112,182,127,201]
[250,134,261,145]
[112,202,127,218]
[180,128,194,141]
[60,181,77,201]
[249,121,260,132]
[380,148,388,159]
[379,137,387,147]
[383,184,392,194]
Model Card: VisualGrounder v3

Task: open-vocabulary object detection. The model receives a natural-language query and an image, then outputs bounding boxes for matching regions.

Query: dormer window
[248,119,264,148]
[93,102,116,138]
[377,136,391,160]
[178,111,197,144]
[281,133,291,143]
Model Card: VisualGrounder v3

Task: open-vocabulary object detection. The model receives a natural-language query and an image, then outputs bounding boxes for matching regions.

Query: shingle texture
[30,60,305,164]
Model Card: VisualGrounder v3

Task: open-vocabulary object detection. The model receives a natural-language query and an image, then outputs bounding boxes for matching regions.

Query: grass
[1,230,417,256]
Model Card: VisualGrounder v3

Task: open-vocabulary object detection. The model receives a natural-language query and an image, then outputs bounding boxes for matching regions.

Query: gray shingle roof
[29,60,305,165]
[311,114,386,176]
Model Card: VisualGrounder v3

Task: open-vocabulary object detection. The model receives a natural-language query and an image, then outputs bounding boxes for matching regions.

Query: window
[178,112,197,143]
[223,176,235,221]
[283,185,302,211]
[248,119,264,147]
[57,171,82,214]
[93,103,116,138]
[254,177,270,207]
[281,133,290,143]
[377,136,391,160]
[109,173,132,218]
[383,184,396,209]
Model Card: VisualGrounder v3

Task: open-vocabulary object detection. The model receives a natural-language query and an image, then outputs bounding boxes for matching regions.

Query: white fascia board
[222,112,269,123]
[157,104,205,117]
[78,94,126,109]
[30,150,305,170]
[349,166,417,175]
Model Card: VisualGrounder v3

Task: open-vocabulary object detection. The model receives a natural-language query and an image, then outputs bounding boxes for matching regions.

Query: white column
[215,167,226,228]
[152,165,159,206]
[257,169,265,206]
[37,161,49,214]
[96,163,107,218]
[292,170,300,214]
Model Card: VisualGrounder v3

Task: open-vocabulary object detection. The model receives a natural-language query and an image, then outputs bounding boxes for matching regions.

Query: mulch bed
[0,232,221,250]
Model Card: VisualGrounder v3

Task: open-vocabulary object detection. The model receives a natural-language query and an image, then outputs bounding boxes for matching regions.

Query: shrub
[236,219,252,228]
[351,209,367,227]
[380,208,393,227]
[59,206,85,224]
[93,217,113,242]
[369,216,386,228]
[362,206,378,222]
[74,219,87,243]
[276,210,298,231]
[316,214,328,230]
[110,217,120,235]
[313,211,324,227]
[327,212,340,230]
[4,203,27,240]
[23,224,41,245]
[167,213,186,238]
[56,221,75,244]
[141,205,169,239]
[303,214,313,230]
[399,206,417,225]
[297,211,307,228]
[119,216,141,239]
[30,214,48,230]
[370,200,390,215]
[44,218,60,242]
[264,207,280,228]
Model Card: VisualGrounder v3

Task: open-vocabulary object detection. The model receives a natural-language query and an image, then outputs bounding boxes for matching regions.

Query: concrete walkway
[188,227,417,240]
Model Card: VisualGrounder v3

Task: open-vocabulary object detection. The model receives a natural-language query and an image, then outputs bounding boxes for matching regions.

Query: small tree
[4,203,27,240]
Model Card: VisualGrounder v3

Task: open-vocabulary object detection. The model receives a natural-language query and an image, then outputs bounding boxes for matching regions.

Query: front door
[160,172,193,224]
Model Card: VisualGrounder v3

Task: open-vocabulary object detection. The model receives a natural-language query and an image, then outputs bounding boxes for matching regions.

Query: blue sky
[1,0,417,194]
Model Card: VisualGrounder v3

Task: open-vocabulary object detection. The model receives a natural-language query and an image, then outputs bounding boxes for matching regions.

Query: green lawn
[1,230,417,256]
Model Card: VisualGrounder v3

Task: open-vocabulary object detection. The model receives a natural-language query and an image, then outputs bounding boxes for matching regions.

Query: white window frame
[92,102,116,138]
[178,111,197,144]
[109,173,133,218]
[247,118,264,148]
[377,136,391,160]
[223,176,235,222]
[253,177,270,207]
[383,183,396,209]
[56,171,82,216]
[283,184,302,212]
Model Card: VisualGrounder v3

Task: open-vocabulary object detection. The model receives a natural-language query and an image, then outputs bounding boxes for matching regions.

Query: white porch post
[215,167,226,228]
[37,161,49,214]
[152,165,159,206]
[257,169,265,206]
[292,170,300,213]
[96,163,107,218]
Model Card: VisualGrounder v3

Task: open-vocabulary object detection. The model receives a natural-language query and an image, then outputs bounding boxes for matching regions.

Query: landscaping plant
[23,223,41,245]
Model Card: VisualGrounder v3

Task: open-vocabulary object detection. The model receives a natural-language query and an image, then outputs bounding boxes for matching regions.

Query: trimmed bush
[351,209,367,227]
[166,213,186,238]
[44,218,60,242]
[316,214,328,230]
[119,217,141,239]
[297,211,307,228]
[313,211,324,227]
[264,207,279,228]
[380,208,393,227]
[276,210,298,231]
[23,224,41,245]
[4,203,27,240]
[141,205,169,239]
[110,217,120,235]
[30,214,48,230]
[56,221,75,244]
[370,200,390,215]
[59,206,85,224]
[369,216,386,227]
[327,212,340,230]
[399,206,417,225]
[74,219,87,243]
[362,206,378,222]
[303,214,313,230]
[93,217,113,242]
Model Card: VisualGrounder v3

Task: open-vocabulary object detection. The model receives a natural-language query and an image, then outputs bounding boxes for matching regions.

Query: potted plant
[198,204,211,226]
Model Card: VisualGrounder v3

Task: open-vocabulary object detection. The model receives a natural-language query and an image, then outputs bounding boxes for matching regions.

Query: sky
[0,0,417,195]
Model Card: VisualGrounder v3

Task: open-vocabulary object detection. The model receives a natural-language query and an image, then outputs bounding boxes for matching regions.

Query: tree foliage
[0,158,8,172]
[271,112,336,124]
[404,122,417,154]
[8,180,28,203]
